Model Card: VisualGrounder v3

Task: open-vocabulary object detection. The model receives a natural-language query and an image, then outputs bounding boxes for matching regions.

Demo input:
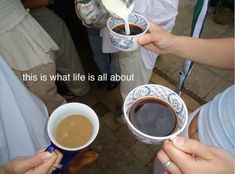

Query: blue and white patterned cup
[123,84,188,145]
[107,13,149,52]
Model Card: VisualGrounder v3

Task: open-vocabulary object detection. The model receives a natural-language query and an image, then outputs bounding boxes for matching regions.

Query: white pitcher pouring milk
[101,0,135,34]
[75,0,135,34]
[75,0,148,51]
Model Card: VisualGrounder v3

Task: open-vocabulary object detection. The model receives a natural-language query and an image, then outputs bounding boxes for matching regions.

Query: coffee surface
[129,97,177,137]
[55,115,93,148]
[113,24,143,35]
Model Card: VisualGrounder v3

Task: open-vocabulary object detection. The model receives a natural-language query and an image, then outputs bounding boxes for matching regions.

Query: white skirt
[0,13,59,71]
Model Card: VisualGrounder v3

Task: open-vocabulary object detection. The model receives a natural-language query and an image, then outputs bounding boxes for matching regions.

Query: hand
[1,149,63,174]
[74,0,100,27]
[138,20,177,54]
[157,137,234,174]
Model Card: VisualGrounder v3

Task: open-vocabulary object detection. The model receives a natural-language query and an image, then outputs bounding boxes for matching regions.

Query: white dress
[0,56,50,165]
[0,0,58,71]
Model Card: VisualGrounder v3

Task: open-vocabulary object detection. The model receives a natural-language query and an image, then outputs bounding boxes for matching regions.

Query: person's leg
[105,53,120,90]
[117,49,152,100]
[30,7,90,96]
[87,28,110,75]
[108,53,120,76]
[87,28,120,90]
[14,62,66,114]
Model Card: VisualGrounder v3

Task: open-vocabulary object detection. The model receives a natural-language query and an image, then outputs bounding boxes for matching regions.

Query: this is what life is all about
[22,73,134,82]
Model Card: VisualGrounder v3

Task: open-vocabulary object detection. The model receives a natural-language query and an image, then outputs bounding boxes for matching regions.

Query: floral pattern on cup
[107,13,149,52]
[123,84,188,145]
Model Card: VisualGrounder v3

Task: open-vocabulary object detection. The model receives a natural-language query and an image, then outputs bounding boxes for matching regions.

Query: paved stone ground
[157,0,234,103]
[63,0,234,173]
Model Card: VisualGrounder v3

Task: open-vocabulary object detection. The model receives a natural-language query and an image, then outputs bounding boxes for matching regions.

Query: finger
[138,33,164,53]
[172,137,213,159]
[16,152,52,173]
[138,32,160,45]
[140,43,162,53]
[138,33,154,45]
[163,141,198,173]
[54,150,63,165]
[47,150,63,174]
[157,150,182,174]
[26,151,59,174]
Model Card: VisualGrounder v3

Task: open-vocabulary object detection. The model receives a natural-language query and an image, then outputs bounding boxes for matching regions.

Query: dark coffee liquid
[113,24,144,35]
[129,97,177,137]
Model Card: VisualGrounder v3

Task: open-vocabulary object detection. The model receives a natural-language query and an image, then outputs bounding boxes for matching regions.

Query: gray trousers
[14,61,66,115]
[116,49,153,100]
[30,7,90,96]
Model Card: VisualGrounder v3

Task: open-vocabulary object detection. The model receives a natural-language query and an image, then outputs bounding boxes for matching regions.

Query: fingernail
[173,136,185,147]
[164,140,170,144]
[40,152,52,162]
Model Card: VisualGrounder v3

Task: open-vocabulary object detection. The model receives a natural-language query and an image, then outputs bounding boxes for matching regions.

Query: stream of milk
[101,0,134,35]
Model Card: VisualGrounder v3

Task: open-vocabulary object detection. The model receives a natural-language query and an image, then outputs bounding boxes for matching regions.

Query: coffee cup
[46,102,99,152]
[123,84,188,144]
[107,13,149,52]
[45,102,99,172]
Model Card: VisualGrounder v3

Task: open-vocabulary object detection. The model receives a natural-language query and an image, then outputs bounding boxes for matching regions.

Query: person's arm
[171,37,234,70]
[157,137,235,174]
[21,0,49,9]
[138,20,234,70]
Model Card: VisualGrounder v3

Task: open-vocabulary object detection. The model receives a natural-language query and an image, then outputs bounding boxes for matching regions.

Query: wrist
[168,35,185,56]
[165,35,179,55]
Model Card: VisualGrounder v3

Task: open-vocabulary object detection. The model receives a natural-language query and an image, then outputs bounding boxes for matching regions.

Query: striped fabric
[177,0,210,95]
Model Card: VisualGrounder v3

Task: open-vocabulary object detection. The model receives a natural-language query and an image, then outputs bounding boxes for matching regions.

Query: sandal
[63,93,77,100]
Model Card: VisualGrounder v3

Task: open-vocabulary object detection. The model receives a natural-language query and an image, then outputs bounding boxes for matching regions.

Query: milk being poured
[101,0,134,35]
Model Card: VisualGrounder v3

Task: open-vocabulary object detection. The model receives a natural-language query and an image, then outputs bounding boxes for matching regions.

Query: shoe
[63,94,76,100]
[105,81,120,91]
[68,150,98,173]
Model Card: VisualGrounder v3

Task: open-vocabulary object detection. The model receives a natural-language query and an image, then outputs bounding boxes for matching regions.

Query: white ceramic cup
[123,84,188,145]
[107,13,149,52]
[47,102,99,151]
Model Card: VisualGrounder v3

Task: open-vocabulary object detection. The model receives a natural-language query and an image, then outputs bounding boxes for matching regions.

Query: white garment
[198,85,234,155]
[0,56,50,165]
[0,0,58,71]
[101,0,179,69]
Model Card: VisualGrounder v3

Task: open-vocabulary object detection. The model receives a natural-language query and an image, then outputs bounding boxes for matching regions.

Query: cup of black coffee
[123,84,188,144]
[107,13,149,51]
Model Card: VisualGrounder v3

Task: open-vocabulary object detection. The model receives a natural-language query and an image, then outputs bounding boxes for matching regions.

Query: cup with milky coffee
[46,103,99,151]
[123,84,188,145]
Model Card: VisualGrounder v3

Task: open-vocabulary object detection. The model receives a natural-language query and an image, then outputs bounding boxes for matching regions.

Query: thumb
[172,136,213,159]
[138,20,163,45]
[17,152,52,173]
[138,33,157,45]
